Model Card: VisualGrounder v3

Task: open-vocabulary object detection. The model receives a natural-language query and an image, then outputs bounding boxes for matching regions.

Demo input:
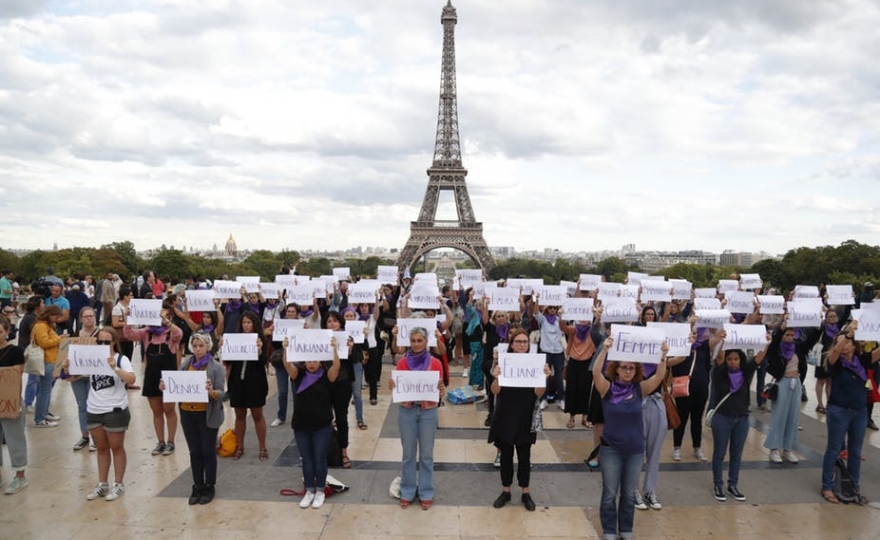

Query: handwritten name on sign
[236,276,260,293]
[640,281,672,303]
[288,285,314,305]
[473,281,497,298]
[391,370,440,403]
[345,320,367,344]
[185,290,216,312]
[647,322,691,357]
[377,266,399,285]
[497,353,547,388]
[722,323,769,350]
[694,298,722,310]
[395,319,438,348]
[0,366,22,419]
[285,329,334,362]
[670,279,693,300]
[757,295,785,314]
[619,284,640,300]
[608,324,666,364]
[597,282,621,302]
[725,291,756,314]
[694,309,732,329]
[561,297,594,321]
[330,331,350,359]
[213,280,243,299]
[786,300,823,328]
[488,288,520,312]
[825,285,854,306]
[126,299,163,326]
[539,286,566,307]
[717,280,739,294]
[579,274,602,291]
[854,309,880,341]
[272,318,305,341]
[332,267,351,281]
[408,286,440,310]
[695,288,717,298]
[275,274,297,288]
[161,370,208,403]
[67,345,114,376]
[560,280,577,297]
[456,269,483,286]
[260,282,281,300]
[793,285,820,299]
[507,278,544,296]
[739,273,762,290]
[626,271,649,285]
[221,333,259,361]
[348,283,377,304]
[601,298,639,323]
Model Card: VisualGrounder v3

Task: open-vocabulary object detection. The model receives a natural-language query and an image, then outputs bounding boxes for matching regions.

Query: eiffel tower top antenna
[433,0,462,169]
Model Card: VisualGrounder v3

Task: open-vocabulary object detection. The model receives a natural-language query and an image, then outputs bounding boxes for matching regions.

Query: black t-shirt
[291,369,334,431]
[0,344,25,367]
[713,359,758,416]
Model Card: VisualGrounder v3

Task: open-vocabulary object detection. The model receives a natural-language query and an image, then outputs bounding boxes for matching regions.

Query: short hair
[506,327,530,352]
[190,331,214,352]
[25,296,44,313]
[408,326,429,341]
[118,284,133,298]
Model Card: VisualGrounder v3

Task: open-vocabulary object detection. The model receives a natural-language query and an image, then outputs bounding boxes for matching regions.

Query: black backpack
[832,455,863,504]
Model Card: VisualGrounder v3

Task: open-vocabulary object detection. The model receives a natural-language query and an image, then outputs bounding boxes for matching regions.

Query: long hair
[605,361,645,383]
[97,327,121,355]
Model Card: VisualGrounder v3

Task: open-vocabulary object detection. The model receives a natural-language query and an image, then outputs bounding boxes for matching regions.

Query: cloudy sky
[1,0,878,257]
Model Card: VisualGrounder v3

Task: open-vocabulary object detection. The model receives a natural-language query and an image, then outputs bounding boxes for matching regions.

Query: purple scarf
[545,313,558,325]
[300,308,314,318]
[824,323,839,340]
[839,355,867,381]
[226,299,242,311]
[731,313,746,324]
[575,323,591,342]
[147,325,169,336]
[728,368,744,393]
[495,323,510,341]
[643,362,657,378]
[201,324,214,335]
[692,328,709,350]
[297,367,325,394]
[191,352,213,371]
[609,381,635,404]
[780,341,795,361]
[405,348,432,371]
[247,302,262,313]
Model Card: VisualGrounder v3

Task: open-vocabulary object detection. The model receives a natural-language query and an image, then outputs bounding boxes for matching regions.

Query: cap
[866,281,875,288]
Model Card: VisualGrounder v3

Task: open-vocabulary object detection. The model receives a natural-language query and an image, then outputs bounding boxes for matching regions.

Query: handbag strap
[687,350,697,377]
[714,391,733,410]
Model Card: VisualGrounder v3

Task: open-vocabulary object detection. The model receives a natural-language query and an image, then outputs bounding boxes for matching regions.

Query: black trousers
[498,442,532,488]
[180,409,219,485]
[331,381,352,449]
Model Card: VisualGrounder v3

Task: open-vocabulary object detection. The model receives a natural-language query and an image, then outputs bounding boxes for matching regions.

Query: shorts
[87,408,131,432]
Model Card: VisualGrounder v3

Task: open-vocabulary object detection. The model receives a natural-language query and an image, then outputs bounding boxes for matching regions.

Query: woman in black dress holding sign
[225,311,269,461]
[488,327,551,511]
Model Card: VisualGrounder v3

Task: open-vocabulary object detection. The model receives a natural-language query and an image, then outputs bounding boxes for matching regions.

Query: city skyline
[1,1,878,255]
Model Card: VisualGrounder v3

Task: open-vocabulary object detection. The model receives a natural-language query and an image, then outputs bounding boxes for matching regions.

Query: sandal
[566,417,576,429]
[815,405,826,414]
[357,421,368,430]
[233,447,244,460]
[399,498,411,509]
[582,418,594,430]
[821,490,840,504]
[259,448,268,461]
[341,456,352,469]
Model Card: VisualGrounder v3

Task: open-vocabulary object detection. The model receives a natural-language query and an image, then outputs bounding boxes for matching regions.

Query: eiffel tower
[397,1,495,273]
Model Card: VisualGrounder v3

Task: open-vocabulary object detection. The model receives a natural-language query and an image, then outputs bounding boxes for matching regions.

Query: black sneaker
[713,485,726,502]
[199,484,215,505]
[868,419,879,431]
[189,484,203,505]
[484,414,492,427]
[727,485,746,501]
[493,451,501,468]
[521,493,536,512]
[492,491,511,508]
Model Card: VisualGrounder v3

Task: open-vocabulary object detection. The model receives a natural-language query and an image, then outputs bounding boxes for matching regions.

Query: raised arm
[326,337,341,382]
[592,337,612,397]
[641,342,669,395]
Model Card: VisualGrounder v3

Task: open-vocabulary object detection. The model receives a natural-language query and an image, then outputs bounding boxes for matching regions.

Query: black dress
[488,386,537,447]
[227,350,269,408]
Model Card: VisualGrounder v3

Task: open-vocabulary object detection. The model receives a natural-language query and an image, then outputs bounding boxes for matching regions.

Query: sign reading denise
[161,370,208,403]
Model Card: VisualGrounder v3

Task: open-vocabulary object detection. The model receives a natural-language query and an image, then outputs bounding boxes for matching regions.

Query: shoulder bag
[705,392,734,428]
[662,378,681,430]
[672,351,696,398]
[24,339,45,376]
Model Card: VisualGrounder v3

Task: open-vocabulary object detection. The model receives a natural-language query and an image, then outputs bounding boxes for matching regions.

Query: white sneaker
[633,491,648,510]
[299,491,316,508]
[86,482,109,501]
[34,420,58,428]
[769,449,783,463]
[539,400,548,411]
[26,405,34,414]
[645,492,662,510]
[311,490,326,509]
[4,476,27,495]
[105,482,125,501]
[270,418,284,428]
[783,450,799,464]
[672,448,682,461]
[45,412,61,421]
[557,400,565,411]
[694,448,707,462]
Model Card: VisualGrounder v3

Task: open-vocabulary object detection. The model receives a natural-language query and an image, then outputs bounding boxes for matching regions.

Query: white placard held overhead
[601,298,639,323]
[236,276,260,293]
[497,353,547,388]
[212,280,243,299]
[345,320,367,344]
[793,285,820,299]
[608,324,666,363]
[560,280,577,297]
[332,268,351,281]
[640,280,672,303]
[287,285,314,306]
[717,280,739,294]
[162,370,208,403]
[377,266,399,285]
[456,269,483,288]
[391,370,440,403]
[408,286,441,310]
[561,297,595,321]
[626,271,649,285]
[694,309,732,329]
[185,290,216,312]
[695,288,717,298]
[332,331,350,360]
[825,285,855,305]
[260,282,281,300]
[725,291,756,315]
[127,299,163,326]
[272,318,305,341]
[538,286,566,307]
[414,273,439,287]
[694,298,722,310]
[647,322,691,357]
[597,282,621,302]
[757,295,786,314]
[739,273,763,290]
[578,274,602,291]
[786,300,823,328]
[473,281,497,298]
[488,288,520,312]
[506,278,544,296]
[670,280,693,300]
[348,283,378,304]
[395,319,438,348]
[619,284,640,300]
[66,345,114,376]
[854,309,880,341]
[285,329,335,362]
[722,323,769,350]
[274,274,297,289]
[221,333,259,361]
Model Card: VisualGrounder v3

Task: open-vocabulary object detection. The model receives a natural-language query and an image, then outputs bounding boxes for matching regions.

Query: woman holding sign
[488,327,551,511]
[389,326,445,510]
[225,311,269,461]
[593,336,668,540]
[0,314,28,494]
[124,308,183,456]
[325,311,355,468]
[282,335,341,509]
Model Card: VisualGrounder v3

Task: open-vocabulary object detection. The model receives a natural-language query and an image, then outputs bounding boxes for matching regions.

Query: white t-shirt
[86,354,134,414]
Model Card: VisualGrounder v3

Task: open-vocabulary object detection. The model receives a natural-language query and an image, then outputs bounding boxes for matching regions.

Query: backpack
[326,427,343,468]
[832,455,863,504]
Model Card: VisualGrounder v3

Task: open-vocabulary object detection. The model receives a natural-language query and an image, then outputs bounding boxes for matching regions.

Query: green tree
[102,241,143,276]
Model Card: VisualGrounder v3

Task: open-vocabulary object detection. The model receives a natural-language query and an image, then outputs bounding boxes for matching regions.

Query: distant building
[225,234,238,258]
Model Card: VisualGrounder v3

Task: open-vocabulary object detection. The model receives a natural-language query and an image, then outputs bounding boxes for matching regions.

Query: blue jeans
[398,405,438,501]
[711,412,750,487]
[294,424,333,490]
[24,374,38,406]
[821,404,867,490]
[754,361,768,407]
[274,368,294,422]
[71,377,90,435]
[599,445,642,540]
[34,362,56,423]
[543,352,565,402]
[352,362,364,424]
[764,375,800,451]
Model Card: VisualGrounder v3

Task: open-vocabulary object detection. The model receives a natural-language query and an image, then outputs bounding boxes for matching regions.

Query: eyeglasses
[2,310,14,315]
[617,365,636,372]
[512,339,530,344]
[96,340,112,345]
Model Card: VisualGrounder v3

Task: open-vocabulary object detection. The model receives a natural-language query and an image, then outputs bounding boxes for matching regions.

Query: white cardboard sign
[694,309,732,329]
[395,319,438,347]
[647,322,691,357]
[127,299,163,326]
[608,324,666,363]
[236,276,260,293]
[725,291,756,314]
[538,286,566,307]
[285,329,334,362]
[221,333,259,361]
[391,370,440,403]
[601,298,639,323]
[640,280,672,303]
[488,288,521,312]
[786,300,823,328]
[66,345,114,376]
[561,297,594,321]
[185,290,216,312]
[722,323,769,350]
[826,285,854,306]
[578,274,602,291]
[161,370,208,403]
[497,353,547,388]
[212,280,243,299]
[377,266,399,285]
[757,295,786,315]
[272,318,305,341]
[348,283,378,304]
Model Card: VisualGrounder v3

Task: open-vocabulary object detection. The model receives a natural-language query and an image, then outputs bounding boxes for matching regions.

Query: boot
[199,484,215,505]
[188,484,204,505]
